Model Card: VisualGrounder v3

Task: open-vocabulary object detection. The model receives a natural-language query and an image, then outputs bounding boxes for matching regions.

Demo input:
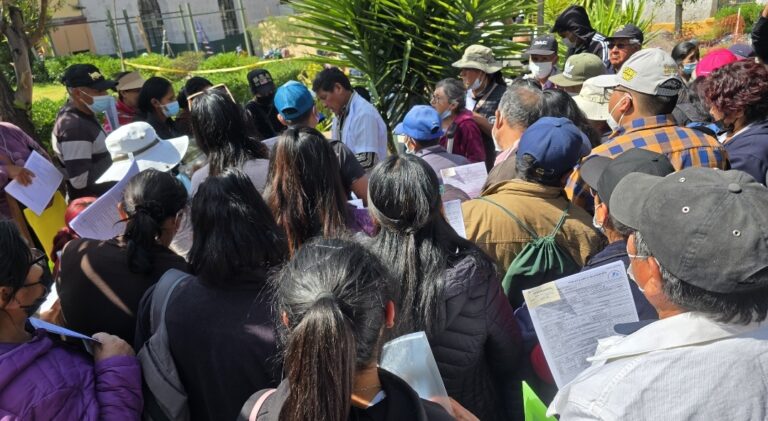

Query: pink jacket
[440,109,486,164]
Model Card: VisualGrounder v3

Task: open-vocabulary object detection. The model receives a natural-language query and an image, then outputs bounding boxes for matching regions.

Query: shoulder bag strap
[149,269,192,334]
[548,203,571,238]
[477,197,539,239]
[249,389,277,421]
[474,82,503,112]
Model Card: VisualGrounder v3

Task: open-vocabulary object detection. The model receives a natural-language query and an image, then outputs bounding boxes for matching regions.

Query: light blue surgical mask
[163,101,180,118]
[439,109,452,120]
[682,62,697,76]
[82,92,115,114]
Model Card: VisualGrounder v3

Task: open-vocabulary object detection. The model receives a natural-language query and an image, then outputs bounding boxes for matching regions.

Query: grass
[32,83,67,102]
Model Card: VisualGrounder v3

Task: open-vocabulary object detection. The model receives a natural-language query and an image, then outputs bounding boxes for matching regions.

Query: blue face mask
[682,62,697,76]
[82,92,115,114]
[163,101,180,118]
[439,109,452,120]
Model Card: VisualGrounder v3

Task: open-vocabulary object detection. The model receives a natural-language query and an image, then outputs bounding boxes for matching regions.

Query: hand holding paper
[4,151,63,216]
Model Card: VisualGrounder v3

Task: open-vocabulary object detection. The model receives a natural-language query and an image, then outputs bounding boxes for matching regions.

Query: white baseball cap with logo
[96,122,189,183]
[593,48,683,96]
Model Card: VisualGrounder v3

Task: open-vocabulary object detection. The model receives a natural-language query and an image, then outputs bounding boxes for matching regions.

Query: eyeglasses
[430,94,445,104]
[603,87,615,101]
[627,253,650,260]
[27,248,53,290]
[608,42,635,50]
[187,83,236,107]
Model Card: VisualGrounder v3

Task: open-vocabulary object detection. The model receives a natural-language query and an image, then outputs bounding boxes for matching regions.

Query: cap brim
[96,135,189,183]
[579,155,611,191]
[549,74,583,87]
[90,79,118,90]
[451,59,502,73]
[590,74,620,89]
[116,79,145,91]
[573,95,610,121]
[393,122,406,136]
[609,172,665,230]
[525,49,556,56]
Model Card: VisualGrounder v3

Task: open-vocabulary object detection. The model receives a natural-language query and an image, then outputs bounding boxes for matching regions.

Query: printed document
[70,162,139,240]
[440,162,487,198]
[5,151,63,216]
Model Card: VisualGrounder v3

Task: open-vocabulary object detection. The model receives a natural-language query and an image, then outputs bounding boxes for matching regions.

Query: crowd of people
[2,3,768,420]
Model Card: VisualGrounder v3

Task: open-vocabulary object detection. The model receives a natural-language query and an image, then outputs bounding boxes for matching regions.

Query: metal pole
[179,4,191,51]
[537,0,544,26]
[122,9,137,57]
[106,8,126,70]
[186,3,200,53]
[236,0,253,56]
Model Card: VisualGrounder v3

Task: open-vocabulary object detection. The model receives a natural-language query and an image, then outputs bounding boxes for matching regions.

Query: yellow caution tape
[124,57,308,76]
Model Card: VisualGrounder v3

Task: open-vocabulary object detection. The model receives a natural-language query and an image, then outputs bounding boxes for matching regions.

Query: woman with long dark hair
[240,238,453,421]
[136,169,288,421]
[368,154,522,421]
[0,220,142,419]
[58,169,188,344]
[540,89,600,149]
[137,76,180,139]
[266,126,357,256]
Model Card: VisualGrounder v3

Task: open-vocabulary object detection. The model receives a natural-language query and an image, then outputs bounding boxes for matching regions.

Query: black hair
[515,153,566,187]
[353,86,371,102]
[177,87,189,110]
[275,238,392,421]
[184,76,213,96]
[312,67,352,93]
[0,221,32,299]
[540,89,601,147]
[266,127,350,256]
[634,231,768,325]
[628,89,678,116]
[137,76,173,116]
[368,154,492,336]
[121,169,188,275]
[671,41,699,64]
[188,169,288,285]
[412,139,440,147]
[190,90,268,176]
[284,106,315,126]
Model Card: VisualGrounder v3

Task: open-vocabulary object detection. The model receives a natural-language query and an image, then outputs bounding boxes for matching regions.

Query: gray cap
[610,168,768,293]
[592,48,683,96]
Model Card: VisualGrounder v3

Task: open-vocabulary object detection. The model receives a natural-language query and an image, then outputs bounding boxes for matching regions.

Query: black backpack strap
[149,269,193,334]
[478,197,539,239]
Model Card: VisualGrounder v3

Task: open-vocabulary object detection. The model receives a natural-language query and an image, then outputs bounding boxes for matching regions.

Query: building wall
[637,0,718,24]
[72,0,281,56]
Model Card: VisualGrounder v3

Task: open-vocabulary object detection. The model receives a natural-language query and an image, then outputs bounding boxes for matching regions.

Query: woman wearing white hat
[451,45,507,170]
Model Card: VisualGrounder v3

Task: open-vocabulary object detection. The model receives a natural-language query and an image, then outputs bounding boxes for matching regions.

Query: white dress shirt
[331,92,388,161]
[549,311,768,420]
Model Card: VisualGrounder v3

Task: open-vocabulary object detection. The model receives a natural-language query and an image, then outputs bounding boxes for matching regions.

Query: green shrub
[198,52,260,70]
[44,53,122,83]
[170,51,206,73]
[30,97,66,154]
[128,53,180,81]
[715,4,763,35]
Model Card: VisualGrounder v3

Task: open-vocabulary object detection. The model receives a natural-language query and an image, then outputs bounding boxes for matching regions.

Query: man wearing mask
[244,69,284,139]
[53,64,117,199]
[552,5,610,68]
[605,24,644,74]
[523,36,559,89]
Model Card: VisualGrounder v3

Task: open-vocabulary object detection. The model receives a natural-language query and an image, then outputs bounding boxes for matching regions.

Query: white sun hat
[96,122,189,183]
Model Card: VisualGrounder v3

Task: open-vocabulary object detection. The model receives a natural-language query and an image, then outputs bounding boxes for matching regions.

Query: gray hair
[633,231,768,325]
[435,78,466,110]
[498,81,543,129]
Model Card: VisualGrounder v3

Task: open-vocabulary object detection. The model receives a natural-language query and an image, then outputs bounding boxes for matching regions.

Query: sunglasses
[608,42,635,50]
[187,83,236,107]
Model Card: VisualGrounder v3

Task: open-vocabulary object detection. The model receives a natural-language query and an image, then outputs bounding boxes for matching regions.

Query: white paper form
[440,162,488,198]
[524,261,639,388]
[443,199,466,238]
[70,161,139,240]
[4,151,63,216]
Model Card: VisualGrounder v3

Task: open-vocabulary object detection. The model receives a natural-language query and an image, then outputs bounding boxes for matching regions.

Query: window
[138,0,164,50]
[219,0,239,37]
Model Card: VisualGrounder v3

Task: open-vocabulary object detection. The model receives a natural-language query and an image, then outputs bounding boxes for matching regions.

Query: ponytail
[280,295,356,421]
[121,170,188,274]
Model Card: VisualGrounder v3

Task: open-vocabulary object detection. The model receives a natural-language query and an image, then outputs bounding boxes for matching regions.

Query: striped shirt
[52,101,112,199]
[566,114,729,210]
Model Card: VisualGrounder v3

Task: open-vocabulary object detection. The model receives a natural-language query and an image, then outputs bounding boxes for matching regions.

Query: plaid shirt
[566,115,729,210]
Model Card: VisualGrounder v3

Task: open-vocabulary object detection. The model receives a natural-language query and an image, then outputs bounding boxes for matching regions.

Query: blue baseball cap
[516,117,585,176]
[274,81,315,121]
[394,105,444,141]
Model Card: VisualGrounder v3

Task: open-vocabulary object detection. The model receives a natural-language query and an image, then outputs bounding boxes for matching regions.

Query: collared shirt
[462,179,603,278]
[523,66,560,90]
[414,145,469,180]
[549,312,768,420]
[566,114,729,210]
[331,91,388,160]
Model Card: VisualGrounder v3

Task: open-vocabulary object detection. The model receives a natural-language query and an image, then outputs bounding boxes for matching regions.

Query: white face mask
[592,212,605,234]
[528,61,553,80]
[606,94,630,132]
[627,264,644,293]
[470,75,483,91]
[491,125,502,151]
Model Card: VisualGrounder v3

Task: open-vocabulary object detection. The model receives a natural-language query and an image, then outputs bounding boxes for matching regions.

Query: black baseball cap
[247,69,275,96]
[581,148,674,207]
[606,24,644,44]
[61,64,116,90]
[525,35,558,56]
[610,168,768,293]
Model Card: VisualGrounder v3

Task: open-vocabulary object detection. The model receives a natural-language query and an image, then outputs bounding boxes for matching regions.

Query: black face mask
[20,288,49,317]
[714,118,735,134]
[256,93,275,105]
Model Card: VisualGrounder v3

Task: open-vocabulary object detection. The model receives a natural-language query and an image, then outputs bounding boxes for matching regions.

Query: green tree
[0,0,62,141]
[289,0,533,151]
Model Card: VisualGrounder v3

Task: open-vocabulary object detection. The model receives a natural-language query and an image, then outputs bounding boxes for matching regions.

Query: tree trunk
[0,70,38,142]
[675,0,684,38]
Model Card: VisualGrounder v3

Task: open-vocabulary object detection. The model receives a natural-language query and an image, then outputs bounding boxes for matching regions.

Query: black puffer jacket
[428,250,523,421]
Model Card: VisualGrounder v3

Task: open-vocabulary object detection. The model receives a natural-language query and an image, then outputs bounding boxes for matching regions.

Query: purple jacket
[0,122,51,220]
[0,329,143,420]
